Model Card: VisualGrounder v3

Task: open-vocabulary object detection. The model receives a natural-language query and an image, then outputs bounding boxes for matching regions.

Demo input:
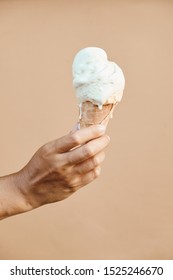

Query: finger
[74,151,105,174]
[80,166,101,187]
[70,123,80,133]
[48,125,106,153]
[66,135,110,165]
[71,166,101,190]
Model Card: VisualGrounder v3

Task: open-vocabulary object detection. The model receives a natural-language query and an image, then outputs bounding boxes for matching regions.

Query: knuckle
[76,165,84,175]
[91,151,105,167]
[65,152,76,166]
[63,174,71,186]
[50,161,63,177]
[39,143,50,156]
[69,132,81,147]
[54,154,64,168]
[83,143,94,158]
[59,154,68,166]
[99,135,110,149]
[49,156,67,177]
[93,166,101,178]
[70,175,80,189]
[91,155,99,167]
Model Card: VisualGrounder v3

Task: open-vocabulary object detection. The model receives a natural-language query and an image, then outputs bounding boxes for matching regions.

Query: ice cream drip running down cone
[72,47,125,128]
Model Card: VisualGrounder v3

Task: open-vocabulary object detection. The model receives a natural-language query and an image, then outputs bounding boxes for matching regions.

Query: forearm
[0,172,32,220]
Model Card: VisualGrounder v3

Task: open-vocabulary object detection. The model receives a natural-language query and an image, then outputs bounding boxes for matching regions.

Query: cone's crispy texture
[79,101,117,128]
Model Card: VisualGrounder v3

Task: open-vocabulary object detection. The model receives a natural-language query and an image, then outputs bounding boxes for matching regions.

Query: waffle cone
[79,101,117,128]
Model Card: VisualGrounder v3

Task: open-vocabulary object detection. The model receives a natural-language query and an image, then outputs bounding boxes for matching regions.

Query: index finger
[48,125,106,153]
[65,134,110,165]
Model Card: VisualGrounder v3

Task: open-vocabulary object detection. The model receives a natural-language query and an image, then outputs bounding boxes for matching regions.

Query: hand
[17,125,110,210]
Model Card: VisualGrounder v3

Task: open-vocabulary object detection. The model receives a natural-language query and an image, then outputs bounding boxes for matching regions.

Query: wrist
[0,170,33,220]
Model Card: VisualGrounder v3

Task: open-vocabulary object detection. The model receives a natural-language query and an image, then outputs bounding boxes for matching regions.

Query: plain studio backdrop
[0,0,173,259]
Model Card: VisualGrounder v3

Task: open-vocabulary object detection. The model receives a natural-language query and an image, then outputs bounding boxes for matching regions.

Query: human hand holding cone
[72,47,125,128]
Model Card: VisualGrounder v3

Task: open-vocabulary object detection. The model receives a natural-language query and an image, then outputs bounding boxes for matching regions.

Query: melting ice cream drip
[78,102,102,121]
[79,103,82,119]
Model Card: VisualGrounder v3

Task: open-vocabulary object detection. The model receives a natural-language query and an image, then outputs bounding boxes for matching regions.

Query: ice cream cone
[79,101,118,128]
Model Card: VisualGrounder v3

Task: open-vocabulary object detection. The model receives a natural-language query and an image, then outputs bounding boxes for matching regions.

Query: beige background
[0,0,173,260]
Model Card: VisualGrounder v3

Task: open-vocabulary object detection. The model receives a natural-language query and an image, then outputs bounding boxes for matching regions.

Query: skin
[0,125,110,220]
